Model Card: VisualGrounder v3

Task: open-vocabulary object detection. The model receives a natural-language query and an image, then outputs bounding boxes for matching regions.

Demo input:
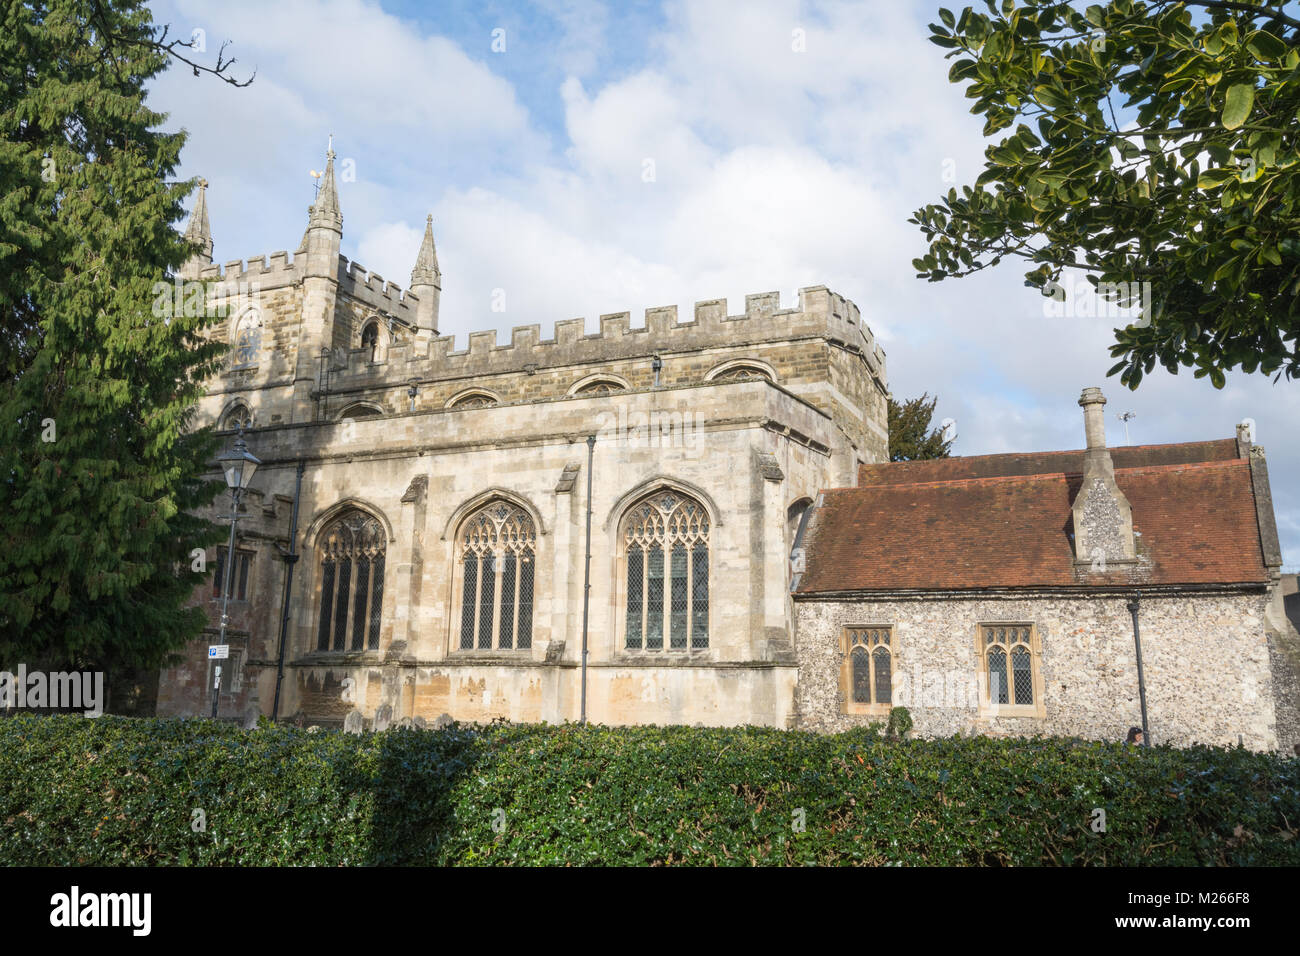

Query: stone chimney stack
[1071,387,1136,568]
[1080,386,1107,451]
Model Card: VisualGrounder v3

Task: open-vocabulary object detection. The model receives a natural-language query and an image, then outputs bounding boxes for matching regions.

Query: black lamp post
[212,425,261,718]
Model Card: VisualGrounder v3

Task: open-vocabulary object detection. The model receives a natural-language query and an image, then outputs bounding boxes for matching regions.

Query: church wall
[793,592,1281,750]
[163,379,843,728]
[163,173,889,728]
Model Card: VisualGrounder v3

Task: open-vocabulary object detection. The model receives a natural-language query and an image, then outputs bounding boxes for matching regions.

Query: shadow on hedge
[360,724,485,865]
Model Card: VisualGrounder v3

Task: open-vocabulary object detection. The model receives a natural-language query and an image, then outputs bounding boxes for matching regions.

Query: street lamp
[212,424,261,718]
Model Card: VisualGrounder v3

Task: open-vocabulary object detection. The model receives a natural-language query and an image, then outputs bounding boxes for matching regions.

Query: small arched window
[448,391,498,409]
[315,510,387,652]
[457,502,536,651]
[714,365,770,382]
[220,403,252,431]
[360,321,380,362]
[337,402,383,420]
[575,379,625,396]
[622,491,710,651]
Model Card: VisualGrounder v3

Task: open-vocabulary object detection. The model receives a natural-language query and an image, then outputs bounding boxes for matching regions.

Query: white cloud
[150,0,1298,565]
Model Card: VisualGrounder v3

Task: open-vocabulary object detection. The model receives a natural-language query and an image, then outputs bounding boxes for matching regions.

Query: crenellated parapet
[322,285,886,388]
[197,252,427,321]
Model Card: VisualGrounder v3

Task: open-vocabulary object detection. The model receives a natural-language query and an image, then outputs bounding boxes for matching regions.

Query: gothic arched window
[448,391,498,409]
[622,491,710,651]
[315,510,387,652]
[714,364,770,382]
[574,378,625,396]
[220,402,252,431]
[457,502,536,651]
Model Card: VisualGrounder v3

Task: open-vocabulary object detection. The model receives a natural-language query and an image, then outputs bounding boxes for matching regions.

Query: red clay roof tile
[800,449,1268,594]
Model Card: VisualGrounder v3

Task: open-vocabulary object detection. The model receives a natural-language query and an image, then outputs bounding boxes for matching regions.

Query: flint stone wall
[794,591,1280,750]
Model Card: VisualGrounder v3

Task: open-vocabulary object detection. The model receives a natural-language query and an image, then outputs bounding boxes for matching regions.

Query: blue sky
[146,0,1298,569]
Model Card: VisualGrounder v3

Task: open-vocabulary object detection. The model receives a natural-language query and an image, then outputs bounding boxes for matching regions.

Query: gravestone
[412,715,427,729]
[343,710,364,734]
[395,716,414,730]
[432,712,453,729]
[373,703,393,732]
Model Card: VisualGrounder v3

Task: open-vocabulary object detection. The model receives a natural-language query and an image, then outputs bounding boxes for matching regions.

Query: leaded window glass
[983,625,1036,708]
[315,511,386,652]
[623,492,710,651]
[845,628,893,708]
[458,502,537,651]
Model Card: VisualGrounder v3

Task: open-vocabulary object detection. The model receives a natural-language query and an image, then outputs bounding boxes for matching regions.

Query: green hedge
[1,714,1297,865]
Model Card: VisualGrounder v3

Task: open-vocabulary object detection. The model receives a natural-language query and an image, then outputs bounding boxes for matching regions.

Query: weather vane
[1117,411,1136,445]
[308,133,334,200]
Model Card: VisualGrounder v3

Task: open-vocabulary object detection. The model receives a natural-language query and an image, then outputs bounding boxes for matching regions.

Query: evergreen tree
[0,0,226,670]
[888,393,955,461]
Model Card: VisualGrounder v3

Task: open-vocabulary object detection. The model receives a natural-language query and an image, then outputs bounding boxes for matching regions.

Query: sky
[146,0,1298,569]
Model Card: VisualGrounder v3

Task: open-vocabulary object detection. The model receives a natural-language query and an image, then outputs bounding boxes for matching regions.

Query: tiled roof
[799,443,1270,594]
[858,439,1239,486]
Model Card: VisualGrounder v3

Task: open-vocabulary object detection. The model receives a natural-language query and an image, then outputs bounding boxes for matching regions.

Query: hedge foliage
[1,715,1297,865]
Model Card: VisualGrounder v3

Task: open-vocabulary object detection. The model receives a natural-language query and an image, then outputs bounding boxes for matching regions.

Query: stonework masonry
[157,151,886,729]
[156,152,1295,750]
[794,592,1280,750]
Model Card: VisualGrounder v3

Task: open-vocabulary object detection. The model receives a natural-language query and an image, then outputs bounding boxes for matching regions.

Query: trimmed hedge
[1,714,1297,865]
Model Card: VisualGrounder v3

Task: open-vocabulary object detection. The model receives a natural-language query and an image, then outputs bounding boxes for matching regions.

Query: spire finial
[183,177,213,261]
[307,138,341,231]
[411,213,440,287]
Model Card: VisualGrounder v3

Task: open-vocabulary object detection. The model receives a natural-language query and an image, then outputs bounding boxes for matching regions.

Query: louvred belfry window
[315,511,387,652]
[458,502,536,651]
[624,492,710,651]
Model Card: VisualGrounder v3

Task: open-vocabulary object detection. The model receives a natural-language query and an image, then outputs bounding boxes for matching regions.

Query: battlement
[198,250,424,318]
[198,250,299,291]
[337,255,420,317]
[325,285,885,385]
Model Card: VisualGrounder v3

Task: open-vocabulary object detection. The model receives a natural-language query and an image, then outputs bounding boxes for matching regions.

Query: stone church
[156,148,1297,751]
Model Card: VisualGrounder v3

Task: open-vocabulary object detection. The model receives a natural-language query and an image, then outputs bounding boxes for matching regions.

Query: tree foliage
[889,393,955,460]
[912,0,1300,388]
[0,0,226,669]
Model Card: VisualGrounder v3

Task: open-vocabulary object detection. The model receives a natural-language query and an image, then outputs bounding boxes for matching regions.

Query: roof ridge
[860,437,1237,472]
[829,471,1071,493]
[1115,458,1248,476]
[827,455,1249,495]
